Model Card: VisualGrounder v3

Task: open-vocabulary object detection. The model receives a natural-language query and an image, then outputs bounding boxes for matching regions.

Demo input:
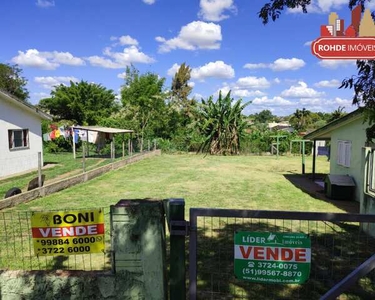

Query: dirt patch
[284,173,360,213]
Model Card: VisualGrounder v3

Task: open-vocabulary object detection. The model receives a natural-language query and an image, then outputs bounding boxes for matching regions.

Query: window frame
[8,129,29,151]
[337,140,351,168]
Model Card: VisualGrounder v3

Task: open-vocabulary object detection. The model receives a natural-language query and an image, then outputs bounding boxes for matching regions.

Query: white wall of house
[0,98,44,178]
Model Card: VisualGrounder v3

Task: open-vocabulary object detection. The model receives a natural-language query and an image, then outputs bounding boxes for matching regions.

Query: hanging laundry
[50,124,58,130]
[88,131,98,144]
[55,129,61,138]
[50,130,56,139]
[78,130,88,140]
[73,129,80,144]
[43,133,51,142]
[65,128,71,138]
[95,132,106,152]
[59,126,66,138]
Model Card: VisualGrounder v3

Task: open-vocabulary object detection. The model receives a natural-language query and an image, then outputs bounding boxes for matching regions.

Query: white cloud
[86,56,121,69]
[288,0,347,13]
[216,86,266,98]
[236,76,271,89]
[198,0,237,22]
[117,72,127,79]
[142,0,155,4]
[33,92,50,100]
[252,96,293,106]
[86,46,155,69]
[274,78,281,84]
[314,79,341,88]
[167,61,234,80]
[34,76,79,89]
[36,0,55,8]
[271,58,306,71]
[167,63,181,76]
[191,61,234,80]
[244,58,305,71]
[11,49,85,70]
[188,82,195,87]
[281,81,324,98]
[111,35,139,46]
[193,93,205,100]
[243,63,268,70]
[156,21,222,53]
[304,41,313,46]
[318,59,356,69]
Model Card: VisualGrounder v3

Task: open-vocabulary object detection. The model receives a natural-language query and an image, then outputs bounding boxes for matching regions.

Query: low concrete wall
[0,150,161,210]
[0,270,145,300]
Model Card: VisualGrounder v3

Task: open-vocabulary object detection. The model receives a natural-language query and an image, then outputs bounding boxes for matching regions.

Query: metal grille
[0,207,111,271]
[189,209,375,300]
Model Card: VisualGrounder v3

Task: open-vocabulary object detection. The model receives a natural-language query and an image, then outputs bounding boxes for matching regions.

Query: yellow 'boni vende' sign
[31,209,105,256]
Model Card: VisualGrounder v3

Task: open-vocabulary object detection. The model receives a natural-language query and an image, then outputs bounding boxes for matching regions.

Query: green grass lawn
[0,151,123,198]
[10,153,337,214]
[1,154,374,299]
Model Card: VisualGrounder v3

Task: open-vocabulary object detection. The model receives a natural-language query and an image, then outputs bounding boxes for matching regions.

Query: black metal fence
[189,209,375,300]
[0,207,111,271]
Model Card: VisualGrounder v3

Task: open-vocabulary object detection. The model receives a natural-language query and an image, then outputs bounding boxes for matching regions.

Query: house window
[337,140,351,167]
[8,129,29,150]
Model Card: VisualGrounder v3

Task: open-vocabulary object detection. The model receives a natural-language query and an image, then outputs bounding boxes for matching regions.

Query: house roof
[0,89,52,121]
[72,125,134,134]
[303,108,364,140]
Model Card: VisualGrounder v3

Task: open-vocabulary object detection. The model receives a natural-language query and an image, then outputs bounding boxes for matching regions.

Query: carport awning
[72,125,134,134]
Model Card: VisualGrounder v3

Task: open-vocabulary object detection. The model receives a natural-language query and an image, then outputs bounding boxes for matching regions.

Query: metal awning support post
[72,127,76,159]
[302,141,306,174]
[86,130,89,158]
[312,139,317,180]
[82,141,86,173]
[122,133,125,158]
[111,139,114,162]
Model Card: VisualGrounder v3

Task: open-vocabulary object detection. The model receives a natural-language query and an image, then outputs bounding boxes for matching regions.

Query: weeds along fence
[0,207,111,271]
[191,211,375,299]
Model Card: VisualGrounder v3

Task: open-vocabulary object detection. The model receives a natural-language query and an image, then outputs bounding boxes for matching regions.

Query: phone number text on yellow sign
[31,209,105,256]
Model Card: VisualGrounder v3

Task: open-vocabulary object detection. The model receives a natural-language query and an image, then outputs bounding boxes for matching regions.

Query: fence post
[38,152,42,188]
[154,140,156,151]
[82,142,86,173]
[169,199,186,299]
[148,140,150,152]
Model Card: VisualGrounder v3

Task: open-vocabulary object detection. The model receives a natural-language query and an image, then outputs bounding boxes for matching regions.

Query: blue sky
[1,0,372,116]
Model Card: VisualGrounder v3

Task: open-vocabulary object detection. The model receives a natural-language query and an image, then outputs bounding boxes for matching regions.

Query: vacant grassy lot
[2,154,373,299]
[12,154,336,213]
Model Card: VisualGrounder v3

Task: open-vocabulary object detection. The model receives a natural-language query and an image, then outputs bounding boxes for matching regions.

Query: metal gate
[185,207,375,300]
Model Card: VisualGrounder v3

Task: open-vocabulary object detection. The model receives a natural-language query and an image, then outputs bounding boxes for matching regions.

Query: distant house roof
[0,89,52,121]
[303,108,363,140]
[72,125,134,134]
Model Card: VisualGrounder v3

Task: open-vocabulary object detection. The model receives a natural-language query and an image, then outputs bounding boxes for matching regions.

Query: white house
[0,90,52,178]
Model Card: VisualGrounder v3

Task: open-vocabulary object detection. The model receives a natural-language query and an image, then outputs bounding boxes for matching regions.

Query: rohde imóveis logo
[311,4,375,59]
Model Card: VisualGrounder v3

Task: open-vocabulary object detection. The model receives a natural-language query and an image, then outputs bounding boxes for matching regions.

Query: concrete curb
[0,150,161,210]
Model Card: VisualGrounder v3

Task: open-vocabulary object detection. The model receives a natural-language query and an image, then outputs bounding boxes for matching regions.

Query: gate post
[110,199,167,299]
[169,199,187,300]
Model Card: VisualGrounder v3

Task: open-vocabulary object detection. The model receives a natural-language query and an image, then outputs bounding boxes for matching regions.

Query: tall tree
[198,91,251,155]
[0,63,29,102]
[328,106,346,122]
[38,80,117,125]
[121,66,167,151]
[171,63,193,108]
[254,109,275,124]
[290,108,311,131]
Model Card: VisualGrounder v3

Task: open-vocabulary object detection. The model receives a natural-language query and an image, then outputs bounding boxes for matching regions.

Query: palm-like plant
[197,91,251,155]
